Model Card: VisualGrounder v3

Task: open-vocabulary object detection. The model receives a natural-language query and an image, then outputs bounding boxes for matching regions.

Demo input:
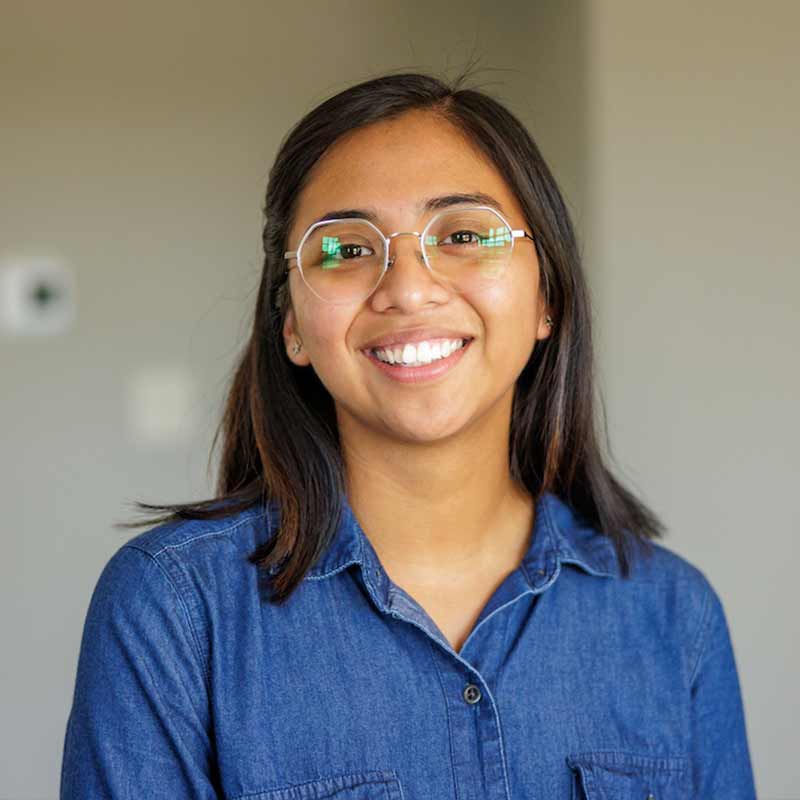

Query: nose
[372,231,452,309]
[385,231,425,269]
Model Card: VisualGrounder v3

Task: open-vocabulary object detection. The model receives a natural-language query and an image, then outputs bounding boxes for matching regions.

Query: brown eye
[340,243,374,259]
[443,230,481,245]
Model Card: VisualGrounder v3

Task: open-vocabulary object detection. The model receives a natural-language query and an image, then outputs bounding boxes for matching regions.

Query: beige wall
[0,2,581,796]
[585,2,799,796]
[2,0,796,797]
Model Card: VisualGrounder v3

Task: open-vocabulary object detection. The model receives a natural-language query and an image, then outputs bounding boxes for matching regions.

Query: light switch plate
[0,256,76,336]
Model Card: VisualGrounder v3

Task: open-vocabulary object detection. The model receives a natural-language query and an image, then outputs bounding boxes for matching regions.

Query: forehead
[289,111,523,237]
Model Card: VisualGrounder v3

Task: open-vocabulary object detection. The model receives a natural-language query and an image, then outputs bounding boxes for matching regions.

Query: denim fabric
[61,490,757,799]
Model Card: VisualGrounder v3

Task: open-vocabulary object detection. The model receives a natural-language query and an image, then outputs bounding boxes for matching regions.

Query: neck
[339,404,535,587]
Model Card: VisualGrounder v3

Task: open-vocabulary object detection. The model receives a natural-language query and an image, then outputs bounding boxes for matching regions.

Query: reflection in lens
[425,209,512,282]
[299,219,385,304]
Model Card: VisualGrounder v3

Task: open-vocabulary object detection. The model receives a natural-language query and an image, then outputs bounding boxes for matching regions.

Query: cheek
[475,268,540,323]
[470,276,539,356]
[292,283,332,336]
[294,294,352,357]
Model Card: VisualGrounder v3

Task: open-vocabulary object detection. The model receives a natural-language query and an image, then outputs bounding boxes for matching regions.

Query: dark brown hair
[116,67,664,602]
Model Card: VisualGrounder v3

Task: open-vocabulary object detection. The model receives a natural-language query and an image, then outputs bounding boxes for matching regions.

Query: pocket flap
[244,769,403,800]
[566,750,690,800]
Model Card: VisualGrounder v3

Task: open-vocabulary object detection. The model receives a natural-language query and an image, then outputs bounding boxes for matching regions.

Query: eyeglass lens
[296,207,514,305]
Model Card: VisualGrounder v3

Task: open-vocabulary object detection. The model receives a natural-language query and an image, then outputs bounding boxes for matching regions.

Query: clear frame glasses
[283,205,537,306]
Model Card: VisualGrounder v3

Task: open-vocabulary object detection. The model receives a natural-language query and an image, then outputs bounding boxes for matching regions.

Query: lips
[361,336,473,384]
[360,328,475,351]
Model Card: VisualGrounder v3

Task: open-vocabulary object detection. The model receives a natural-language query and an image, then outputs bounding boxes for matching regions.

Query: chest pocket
[242,769,403,800]
[566,751,690,800]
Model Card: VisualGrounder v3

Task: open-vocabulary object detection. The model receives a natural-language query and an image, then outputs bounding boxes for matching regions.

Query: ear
[282,306,311,367]
[536,308,554,341]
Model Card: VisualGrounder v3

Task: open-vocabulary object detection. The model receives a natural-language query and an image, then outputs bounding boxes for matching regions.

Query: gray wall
[1,1,796,797]
[584,3,800,796]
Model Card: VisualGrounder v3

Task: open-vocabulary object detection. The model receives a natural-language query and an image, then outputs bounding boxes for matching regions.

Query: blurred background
[1,0,797,797]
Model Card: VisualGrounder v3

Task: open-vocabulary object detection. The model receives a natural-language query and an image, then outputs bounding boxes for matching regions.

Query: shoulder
[555,492,718,619]
[624,537,716,602]
[624,539,744,704]
[109,503,278,611]
[609,539,728,670]
[626,537,706,582]
[83,504,279,678]
[90,503,277,631]
[120,503,275,562]
[545,490,715,614]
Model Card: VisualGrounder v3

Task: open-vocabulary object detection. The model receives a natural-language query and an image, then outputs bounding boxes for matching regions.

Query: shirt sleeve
[60,544,221,799]
[690,579,758,798]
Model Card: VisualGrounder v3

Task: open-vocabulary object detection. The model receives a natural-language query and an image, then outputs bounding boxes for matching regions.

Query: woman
[61,71,757,799]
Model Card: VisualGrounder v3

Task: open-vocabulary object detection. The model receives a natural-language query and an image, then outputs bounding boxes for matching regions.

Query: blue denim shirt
[61,490,757,798]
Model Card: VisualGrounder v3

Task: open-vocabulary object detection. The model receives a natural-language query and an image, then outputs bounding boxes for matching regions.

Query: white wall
[585,2,800,796]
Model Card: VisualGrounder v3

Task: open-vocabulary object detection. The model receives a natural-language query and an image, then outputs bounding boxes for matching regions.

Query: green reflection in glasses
[482,228,512,248]
[425,227,512,250]
[321,235,341,270]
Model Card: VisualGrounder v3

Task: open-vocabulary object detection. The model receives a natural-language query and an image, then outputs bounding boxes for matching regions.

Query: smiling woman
[60,69,757,799]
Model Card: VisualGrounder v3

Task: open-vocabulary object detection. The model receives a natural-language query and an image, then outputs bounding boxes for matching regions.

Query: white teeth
[372,338,467,366]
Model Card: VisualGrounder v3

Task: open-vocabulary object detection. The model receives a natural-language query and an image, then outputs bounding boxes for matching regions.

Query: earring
[292,339,302,355]
[545,315,554,328]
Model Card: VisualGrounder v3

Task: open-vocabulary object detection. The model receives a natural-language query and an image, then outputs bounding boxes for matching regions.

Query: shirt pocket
[566,750,690,800]
[240,769,403,800]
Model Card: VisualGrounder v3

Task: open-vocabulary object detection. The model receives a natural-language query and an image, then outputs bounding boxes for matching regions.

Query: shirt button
[645,794,656,800]
[463,683,482,704]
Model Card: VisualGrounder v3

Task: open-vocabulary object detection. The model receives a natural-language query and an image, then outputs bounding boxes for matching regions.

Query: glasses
[283,205,536,306]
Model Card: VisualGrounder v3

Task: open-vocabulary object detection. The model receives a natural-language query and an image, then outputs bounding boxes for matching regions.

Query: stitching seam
[124,545,213,697]
[688,578,714,688]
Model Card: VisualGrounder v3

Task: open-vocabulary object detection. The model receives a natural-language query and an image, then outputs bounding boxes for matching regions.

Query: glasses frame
[282,204,537,305]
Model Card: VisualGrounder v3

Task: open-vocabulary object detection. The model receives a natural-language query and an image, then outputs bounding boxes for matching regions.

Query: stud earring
[292,339,302,355]
[545,315,554,327]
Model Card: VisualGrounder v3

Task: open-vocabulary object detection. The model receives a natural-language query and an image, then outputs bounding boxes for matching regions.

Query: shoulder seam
[147,510,269,558]
[688,577,715,687]
[123,543,212,691]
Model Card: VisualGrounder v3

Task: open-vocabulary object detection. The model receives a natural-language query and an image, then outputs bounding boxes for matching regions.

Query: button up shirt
[60,490,757,798]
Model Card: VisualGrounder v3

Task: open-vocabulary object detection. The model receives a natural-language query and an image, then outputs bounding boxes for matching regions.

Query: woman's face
[282,109,552,445]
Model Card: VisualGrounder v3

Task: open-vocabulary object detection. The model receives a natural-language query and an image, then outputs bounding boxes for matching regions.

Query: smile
[362,338,474,384]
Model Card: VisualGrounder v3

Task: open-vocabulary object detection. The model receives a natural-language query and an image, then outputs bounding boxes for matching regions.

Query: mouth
[361,337,474,384]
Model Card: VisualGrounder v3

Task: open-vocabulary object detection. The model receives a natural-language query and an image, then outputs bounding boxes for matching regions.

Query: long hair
[116,67,665,603]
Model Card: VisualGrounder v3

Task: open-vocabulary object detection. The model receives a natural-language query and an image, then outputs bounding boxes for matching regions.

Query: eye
[440,230,482,246]
[339,243,375,259]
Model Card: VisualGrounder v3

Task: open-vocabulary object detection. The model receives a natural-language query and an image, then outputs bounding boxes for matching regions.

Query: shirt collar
[302,488,619,584]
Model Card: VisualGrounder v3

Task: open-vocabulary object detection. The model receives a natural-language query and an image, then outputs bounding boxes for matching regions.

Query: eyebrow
[310,192,505,226]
